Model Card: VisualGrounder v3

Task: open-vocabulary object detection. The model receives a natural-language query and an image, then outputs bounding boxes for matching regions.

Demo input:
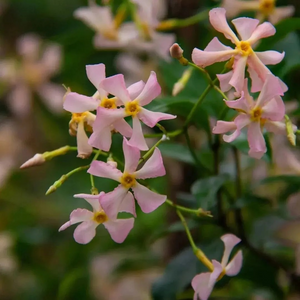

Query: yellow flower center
[236,41,253,56]
[250,107,262,121]
[100,98,117,109]
[93,211,108,224]
[71,112,89,123]
[125,100,141,117]
[102,29,118,41]
[120,173,136,189]
[259,0,275,15]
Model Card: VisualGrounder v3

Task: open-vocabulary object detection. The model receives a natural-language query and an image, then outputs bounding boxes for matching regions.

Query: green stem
[139,136,166,164]
[166,199,212,217]
[144,129,183,139]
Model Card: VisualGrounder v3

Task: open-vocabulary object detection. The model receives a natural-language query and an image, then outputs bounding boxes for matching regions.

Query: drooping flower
[192,234,243,300]
[192,8,286,94]
[64,63,145,155]
[90,71,176,151]
[59,193,134,244]
[222,0,294,25]
[212,75,292,159]
[88,138,166,219]
[0,34,64,117]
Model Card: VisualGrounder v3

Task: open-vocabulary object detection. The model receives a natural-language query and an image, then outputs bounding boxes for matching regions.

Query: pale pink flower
[88,138,166,218]
[213,75,289,159]
[0,34,64,117]
[192,234,243,300]
[90,71,176,151]
[64,63,145,155]
[192,8,286,94]
[222,0,294,25]
[59,193,134,244]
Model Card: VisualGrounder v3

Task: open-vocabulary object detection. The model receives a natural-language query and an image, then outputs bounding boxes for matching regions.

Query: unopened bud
[170,43,183,59]
[172,67,193,96]
[285,115,297,146]
[107,156,117,168]
[20,153,45,169]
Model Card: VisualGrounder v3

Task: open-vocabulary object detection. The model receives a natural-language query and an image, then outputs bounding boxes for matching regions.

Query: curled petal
[247,121,266,159]
[100,74,131,104]
[132,183,166,213]
[232,18,259,41]
[86,63,107,98]
[220,233,241,267]
[59,208,93,232]
[138,107,176,128]
[135,148,166,179]
[217,71,233,92]
[77,121,93,158]
[247,64,264,93]
[255,51,285,65]
[225,92,250,113]
[226,250,243,276]
[64,92,98,113]
[123,137,140,173]
[74,193,101,212]
[247,22,276,44]
[88,160,123,182]
[136,71,161,106]
[73,220,98,244]
[104,218,134,243]
[225,114,251,142]
[213,121,236,135]
[127,80,145,99]
[229,56,247,93]
[128,117,149,150]
[191,273,211,300]
[209,8,239,44]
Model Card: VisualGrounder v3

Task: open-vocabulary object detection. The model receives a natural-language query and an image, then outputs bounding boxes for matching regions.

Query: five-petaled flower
[222,0,294,25]
[192,8,286,94]
[90,71,176,151]
[59,193,134,244]
[192,234,243,300]
[88,138,166,219]
[213,75,291,159]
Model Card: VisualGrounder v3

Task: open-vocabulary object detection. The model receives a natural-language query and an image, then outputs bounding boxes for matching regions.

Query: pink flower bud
[169,43,183,59]
[20,153,45,169]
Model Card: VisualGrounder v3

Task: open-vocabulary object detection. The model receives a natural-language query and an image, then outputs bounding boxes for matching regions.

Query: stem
[139,136,166,164]
[177,210,214,271]
[166,199,212,217]
[144,129,182,139]
[90,150,102,194]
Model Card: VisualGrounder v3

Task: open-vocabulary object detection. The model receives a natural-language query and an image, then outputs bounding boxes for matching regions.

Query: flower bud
[170,43,183,59]
[172,67,193,96]
[20,153,45,169]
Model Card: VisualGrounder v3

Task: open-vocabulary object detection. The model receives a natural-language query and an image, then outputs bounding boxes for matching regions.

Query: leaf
[159,143,195,164]
[234,193,271,209]
[191,175,229,210]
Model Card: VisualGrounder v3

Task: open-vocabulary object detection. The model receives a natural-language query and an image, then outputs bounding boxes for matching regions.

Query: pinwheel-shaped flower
[59,193,134,244]
[192,234,243,300]
[222,0,294,25]
[213,75,287,159]
[90,71,176,151]
[88,138,166,218]
[64,63,145,155]
[192,8,286,94]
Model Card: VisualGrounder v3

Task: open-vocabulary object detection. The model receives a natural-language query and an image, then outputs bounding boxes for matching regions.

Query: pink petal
[88,126,112,151]
[224,114,251,142]
[135,148,166,179]
[204,37,233,52]
[192,47,235,68]
[247,64,264,93]
[247,22,276,44]
[138,108,176,128]
[73,220,98,244]
[152,32,176,61]
[213,121,236,134]
[127,80,145,99]
[269,6,295,25]
[255,75,284,108]
[41,44,62,76]
[128,117,149,151]
[191,273,211,300]
[76,121,93,158]
[247,121,266,159]
[113,119,133,137]
[103,218,134,243]
[217,71,233,92]
[136,71,161,106]
[220,234,241,267]
[226,250,243,276]
[118,191,136,217]
[225,92,250,113]
[232,17,259,40]
[59,208,93,231]
[100,74,131,104]
[64,92,99,113]
[209,8,239,44]
[132,183,166,213]
[100,185,129,219]
[229,56,248,93]
[123,137,140,173]
[86,63,107,98]
[255,51,285,65]
[264,120,287,135]
[88,160,123,182]
[74,193,101,212]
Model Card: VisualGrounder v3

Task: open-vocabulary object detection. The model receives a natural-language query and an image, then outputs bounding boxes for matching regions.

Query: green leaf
[159,143,194,164]
[191,175,229,210]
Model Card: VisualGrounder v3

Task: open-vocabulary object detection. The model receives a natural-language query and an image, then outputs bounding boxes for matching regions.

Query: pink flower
[192,8,286,94]
[64,63,145,155]
[213,75,288,159]
[59,193,134,244]
[90,71,176,151]
[222,0,294,25]
[192,234,243,300]
[88,138,166,218]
